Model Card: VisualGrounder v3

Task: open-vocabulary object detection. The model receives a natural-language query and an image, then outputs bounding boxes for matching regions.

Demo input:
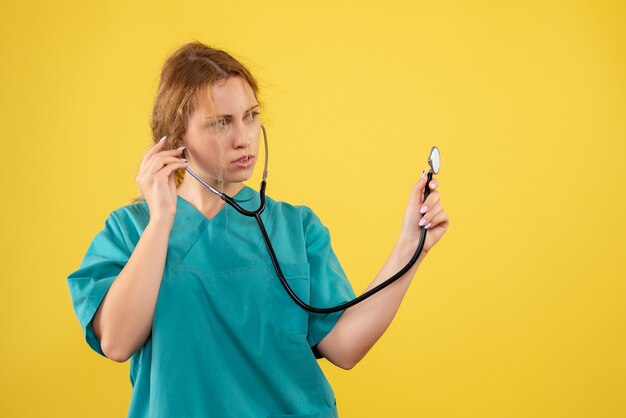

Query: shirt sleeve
[304,210,357,356]
[67,211,131,357]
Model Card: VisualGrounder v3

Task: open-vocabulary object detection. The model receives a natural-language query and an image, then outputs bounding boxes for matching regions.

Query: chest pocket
[156,262,275,348]
[269,262,311,335]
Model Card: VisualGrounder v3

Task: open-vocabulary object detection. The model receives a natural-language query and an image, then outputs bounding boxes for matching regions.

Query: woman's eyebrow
[204,104,260,119]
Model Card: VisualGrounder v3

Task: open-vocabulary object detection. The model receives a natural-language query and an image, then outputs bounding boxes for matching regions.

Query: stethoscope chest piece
[428,146,441,175]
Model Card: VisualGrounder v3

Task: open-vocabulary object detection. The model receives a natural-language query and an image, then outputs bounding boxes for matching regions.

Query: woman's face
[181,76,261,186]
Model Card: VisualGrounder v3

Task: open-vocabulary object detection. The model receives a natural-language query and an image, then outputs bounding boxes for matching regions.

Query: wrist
[396,233,427,261]
[149,214,176,228]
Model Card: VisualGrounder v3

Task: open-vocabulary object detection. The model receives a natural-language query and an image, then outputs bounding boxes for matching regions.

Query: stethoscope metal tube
[184,124,436,314]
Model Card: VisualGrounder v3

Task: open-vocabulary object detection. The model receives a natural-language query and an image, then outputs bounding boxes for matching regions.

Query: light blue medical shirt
[67,186,356,418]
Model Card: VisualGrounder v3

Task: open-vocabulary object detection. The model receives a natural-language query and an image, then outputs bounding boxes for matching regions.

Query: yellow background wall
[1,1,625,417]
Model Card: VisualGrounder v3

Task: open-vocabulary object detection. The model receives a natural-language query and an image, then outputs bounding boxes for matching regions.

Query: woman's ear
[175,137,187,158]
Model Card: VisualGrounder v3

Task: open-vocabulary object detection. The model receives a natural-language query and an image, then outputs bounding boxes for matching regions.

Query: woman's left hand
[399,169,450,255]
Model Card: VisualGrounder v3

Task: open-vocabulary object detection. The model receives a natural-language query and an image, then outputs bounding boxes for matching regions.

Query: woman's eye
[244,111,260,122]
[209,118,229,129]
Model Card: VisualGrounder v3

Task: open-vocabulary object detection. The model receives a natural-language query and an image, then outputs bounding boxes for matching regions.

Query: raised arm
[93,136,187,362]
[316,171,449,369]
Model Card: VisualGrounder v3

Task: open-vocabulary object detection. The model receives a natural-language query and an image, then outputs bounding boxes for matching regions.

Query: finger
[157,147,187,157]
[156,161,189,179]
[141,147,186,174]
[410,178,425,208]
[151,147,187,164]
[141,135,168,166]
[419,190,441,215]
[410,169,433,207]
[417,168,429,204]
[422,176,439,203]
[424,208,449,230]
[146,155,188,175]
[427,178,438,204]
[418,202,443,227]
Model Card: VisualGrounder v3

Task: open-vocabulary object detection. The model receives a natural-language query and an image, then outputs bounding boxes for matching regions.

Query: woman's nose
[232,122,251,148]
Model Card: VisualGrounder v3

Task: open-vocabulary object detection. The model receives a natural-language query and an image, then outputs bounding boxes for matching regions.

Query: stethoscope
[183,125,441,314]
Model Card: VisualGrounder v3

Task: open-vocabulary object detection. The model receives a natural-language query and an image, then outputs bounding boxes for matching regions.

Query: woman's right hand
[136,136,188,221]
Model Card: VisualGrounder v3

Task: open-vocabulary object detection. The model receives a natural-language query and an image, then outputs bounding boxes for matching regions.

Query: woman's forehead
[196,77,257,115]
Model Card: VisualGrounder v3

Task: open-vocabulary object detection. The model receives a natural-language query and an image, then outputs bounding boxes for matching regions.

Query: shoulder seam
[306,220,327,243]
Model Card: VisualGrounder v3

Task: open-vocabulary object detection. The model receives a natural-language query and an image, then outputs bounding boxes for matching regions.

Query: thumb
[406,169,428,215]
[169,170,177,196]
[415,168,429,205]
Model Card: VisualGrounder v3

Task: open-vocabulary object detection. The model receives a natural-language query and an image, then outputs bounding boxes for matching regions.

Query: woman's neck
[176,174,244,215]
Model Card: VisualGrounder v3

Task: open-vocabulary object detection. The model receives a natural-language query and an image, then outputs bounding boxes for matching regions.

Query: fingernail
[420,169,426,178]
[419,218,427,226]
[176,146,186,150]
[425,222,432,229]
[180,158,187,163]
[430,181,437,188]
[159,135,167,143]
[420,205,428,214]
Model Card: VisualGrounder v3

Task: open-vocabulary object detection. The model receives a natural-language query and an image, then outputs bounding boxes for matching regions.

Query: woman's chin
[229,166,256,181]
[223,171,255,185]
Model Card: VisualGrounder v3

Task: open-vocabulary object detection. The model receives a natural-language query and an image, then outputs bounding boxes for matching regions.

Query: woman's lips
[232,155,254,168]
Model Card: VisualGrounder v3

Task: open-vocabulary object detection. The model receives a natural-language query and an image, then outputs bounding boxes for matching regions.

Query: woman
[67,41,449,418]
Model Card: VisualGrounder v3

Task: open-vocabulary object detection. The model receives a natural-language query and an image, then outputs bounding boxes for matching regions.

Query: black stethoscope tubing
[183,125,433,314]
